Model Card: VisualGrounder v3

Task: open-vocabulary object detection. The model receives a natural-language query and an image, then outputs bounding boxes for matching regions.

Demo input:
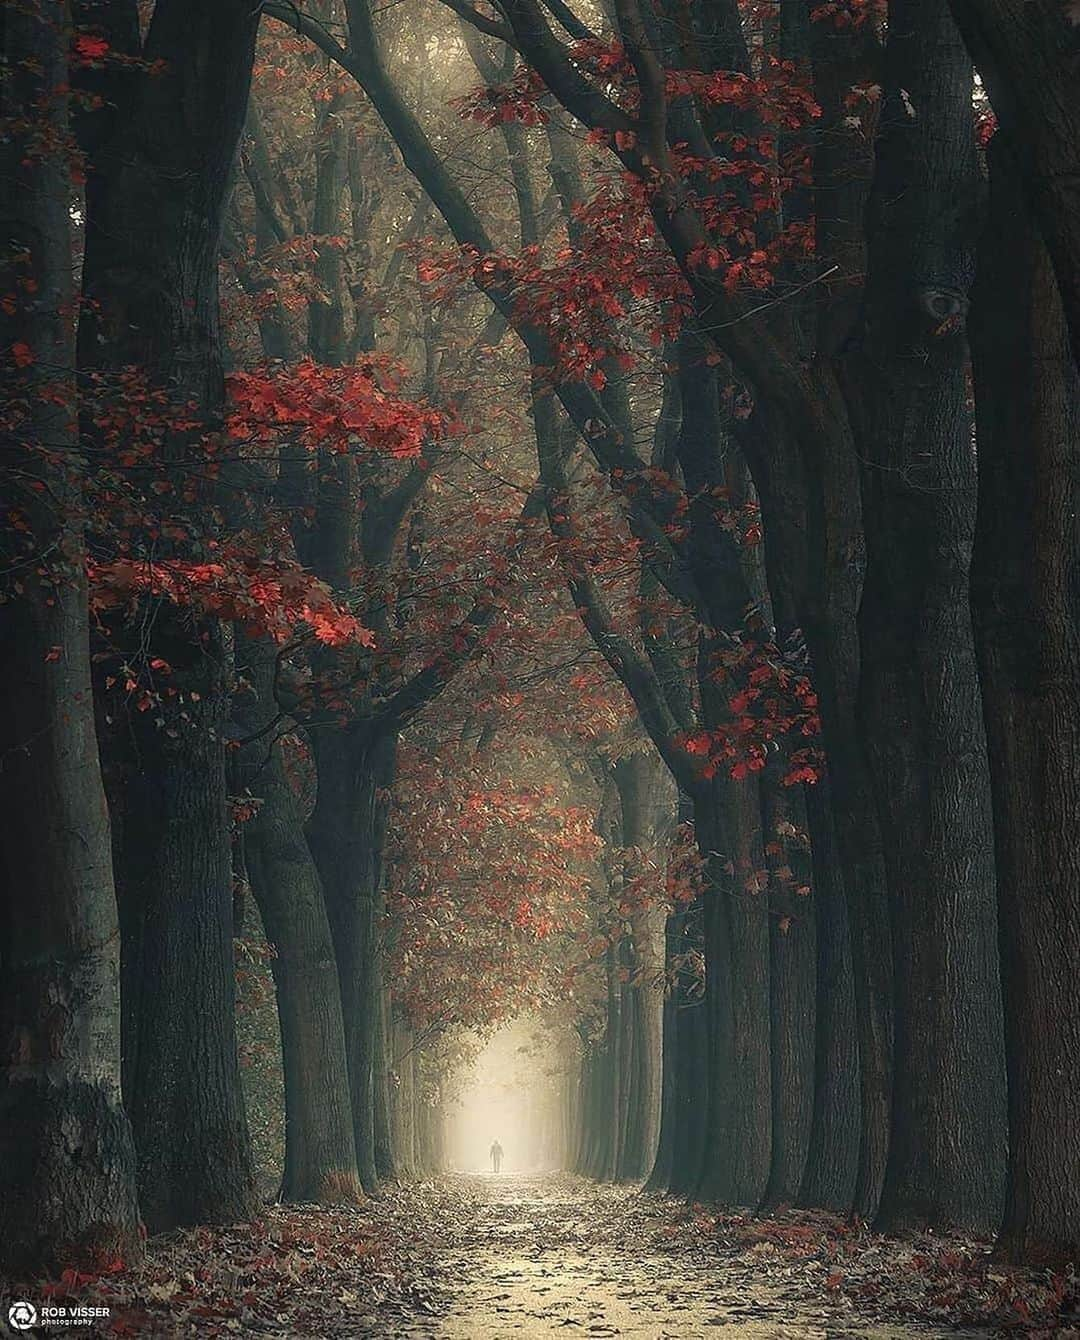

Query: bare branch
[436,0,518,46]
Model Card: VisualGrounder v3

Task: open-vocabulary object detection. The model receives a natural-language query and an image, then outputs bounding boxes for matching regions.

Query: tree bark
[695,782,772,1207]
[233,642,362,1205]
[644,909,681,1192]
[308,728,397,1192]
[76,0,260,1231]
[740,414,861,1216]
[797,776,860,1212]
[854,0,1005,1234]
[373,978,397,1181]
[0,1,142,1272]
[945,0,1080,369]
[760,774,816,1210]
[969,136,1080,1265]
[612,752,672,1181]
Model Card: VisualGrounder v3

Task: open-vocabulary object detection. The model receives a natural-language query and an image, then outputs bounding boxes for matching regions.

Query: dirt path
[384,1175,991,1339]
[33,1173,1046,1335]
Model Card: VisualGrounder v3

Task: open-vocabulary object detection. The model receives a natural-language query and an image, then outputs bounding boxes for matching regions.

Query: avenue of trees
[2,0,1078,1286]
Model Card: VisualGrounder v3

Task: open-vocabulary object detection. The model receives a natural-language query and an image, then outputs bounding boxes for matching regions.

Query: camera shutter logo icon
[8,1301,38,1330]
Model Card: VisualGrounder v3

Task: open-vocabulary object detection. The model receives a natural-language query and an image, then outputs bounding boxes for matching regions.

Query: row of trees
[1,0,658,1275]
[264,0,1079,1262]
[1,0,541,1271]
[2,0,1078,1282]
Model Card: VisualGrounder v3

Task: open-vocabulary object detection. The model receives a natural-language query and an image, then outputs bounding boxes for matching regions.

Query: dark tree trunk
[739,414,860,1215]
[600,944,621,1181]
[695,782,772,1207]
[76,0,260,1231]
[663,894,710,1198]
[854,0,1005,1235]
[760,775,816,1210]
[307,80,348,366]
[786,381,895,1225]
[645,909,681,1192]
[392,1021,419,1177]
[308,729,397,1192]
[739,383,891,1223]
[969,137,1080,1266]
[233,643,361,1205]
[945,0,1080,369]
[797,776,860,1212]
[118,659,256,1232]
[0,2,141,1272]
[612,753,672,1181]
[670,337,771,1207]
[373,979,397,1181]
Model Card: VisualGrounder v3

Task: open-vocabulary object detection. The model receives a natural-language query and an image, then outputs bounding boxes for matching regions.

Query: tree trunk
[739,414,860,1214]
[233,642,361,1205]
[0,2,142,1272]
[797,776,860,1212]
[307,728,397,1193]
[969,136,1080,1265]
[600,945,621,1181]
[740,390,891,1223]
[695,782,772,1207]
[761,774,816,1210]
[854,0,1005,1235]
[76,0,260,1231]
[663,895,710,1198]
[116,662,254,1231]
[645,910,681,1192]
[786,380,895,1225]
[373,979,397,1181]
[612,752,672,1181]
[945,0,1080,369]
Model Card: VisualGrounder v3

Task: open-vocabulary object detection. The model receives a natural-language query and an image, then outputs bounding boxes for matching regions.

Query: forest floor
[8,1175,1078,1338]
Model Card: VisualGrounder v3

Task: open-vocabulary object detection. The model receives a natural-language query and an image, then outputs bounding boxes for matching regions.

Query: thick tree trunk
[392,1022,419,1178]
[668,340,771,1207]
[612,753,671,1181]
[373,978,397,1181]
[740,386,890,1222]
[118,664,255,1232]
[663,897,711,1198]
[739,415,860,1215]
[788,382,895,1224]
[797,776,860,1212]
[695,782,772,1207]
[0,4,142,1272]
[645,910,681,1192]
[307,728,397,1193]
[945,0,1080,369]
[854,0,1005,1235]
[76,0,260,1231]
[761,775,816,1210]
[969,138,1080,1265]
[233,643,361,1205]
[600,945,621,1181]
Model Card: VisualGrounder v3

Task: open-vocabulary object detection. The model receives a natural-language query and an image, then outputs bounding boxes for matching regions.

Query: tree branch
[612,0,669,169]
[533,388,698,792]
[369,486,546,733]
[538,0,596,43]
[496,0,632,134]
[436,0,518,46]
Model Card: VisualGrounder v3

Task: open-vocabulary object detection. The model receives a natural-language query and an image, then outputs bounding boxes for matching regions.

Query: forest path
[394,1174,991,1339]
[30,1172,1032,1335]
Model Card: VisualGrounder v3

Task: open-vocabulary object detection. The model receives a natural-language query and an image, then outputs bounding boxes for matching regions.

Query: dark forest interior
[2,0,1079,1335]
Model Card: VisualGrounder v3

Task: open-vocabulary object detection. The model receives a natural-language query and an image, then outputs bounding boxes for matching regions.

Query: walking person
[490,1139,503,1174]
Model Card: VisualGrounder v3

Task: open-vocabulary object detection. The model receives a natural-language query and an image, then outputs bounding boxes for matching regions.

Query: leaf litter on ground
[4,1175,1078,1337]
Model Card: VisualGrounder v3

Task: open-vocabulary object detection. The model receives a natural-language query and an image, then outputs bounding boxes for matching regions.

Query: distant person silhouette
[490,1139,503,1174]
